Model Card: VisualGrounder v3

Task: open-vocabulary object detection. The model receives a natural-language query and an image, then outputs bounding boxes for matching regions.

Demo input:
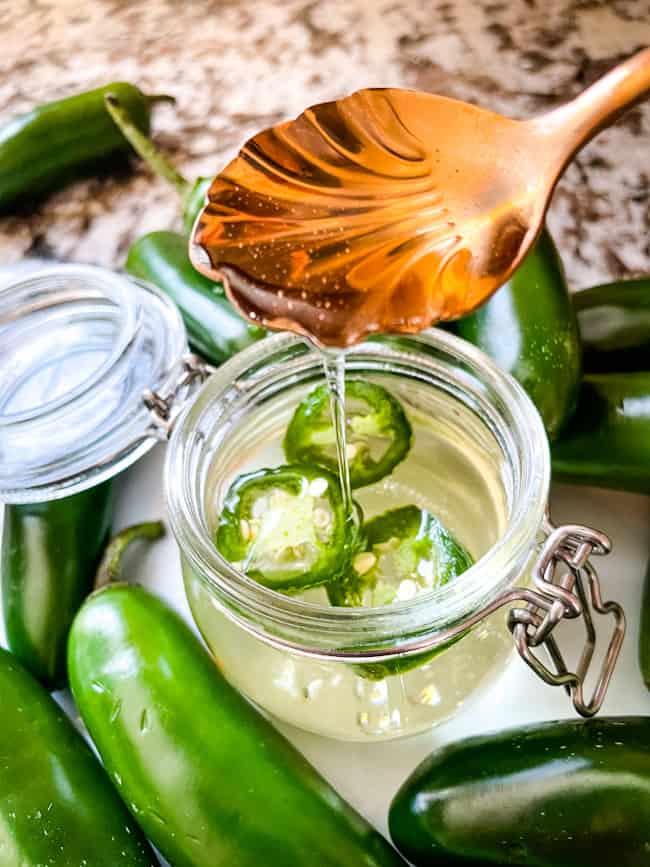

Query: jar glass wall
[166,331,549,740]
[0,264,187,686]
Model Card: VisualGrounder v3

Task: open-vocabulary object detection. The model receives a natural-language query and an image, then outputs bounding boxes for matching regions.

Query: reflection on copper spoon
[190,49,650,348]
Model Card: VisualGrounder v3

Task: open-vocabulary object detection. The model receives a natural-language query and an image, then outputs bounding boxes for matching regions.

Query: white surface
[6,443,644,843]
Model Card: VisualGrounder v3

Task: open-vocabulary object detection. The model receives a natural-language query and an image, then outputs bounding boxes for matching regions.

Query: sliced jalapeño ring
[328,505,473,607]
[284,380,412,489]
[216,464,354,592]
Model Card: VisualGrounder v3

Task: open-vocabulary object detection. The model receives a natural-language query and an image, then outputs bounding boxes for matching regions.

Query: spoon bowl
[191,49,650,347]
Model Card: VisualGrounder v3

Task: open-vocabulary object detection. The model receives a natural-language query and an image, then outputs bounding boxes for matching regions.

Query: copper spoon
[191,48,650,347]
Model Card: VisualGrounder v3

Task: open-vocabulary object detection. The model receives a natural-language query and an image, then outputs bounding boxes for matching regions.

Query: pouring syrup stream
[321,349,354,525]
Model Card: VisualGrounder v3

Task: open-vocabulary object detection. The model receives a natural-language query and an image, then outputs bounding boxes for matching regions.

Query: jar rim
[165,330,550,657]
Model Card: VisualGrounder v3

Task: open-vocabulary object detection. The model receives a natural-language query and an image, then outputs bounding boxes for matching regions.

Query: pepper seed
[313,507,331,529]
[353,552,377,575]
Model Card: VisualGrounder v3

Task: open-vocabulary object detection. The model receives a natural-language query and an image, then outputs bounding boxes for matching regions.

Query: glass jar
[0,264,187,501]
[0,264,188,685]
[166,330,624,741]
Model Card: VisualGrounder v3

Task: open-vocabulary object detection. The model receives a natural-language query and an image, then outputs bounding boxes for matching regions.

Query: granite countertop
[0,0,649,288]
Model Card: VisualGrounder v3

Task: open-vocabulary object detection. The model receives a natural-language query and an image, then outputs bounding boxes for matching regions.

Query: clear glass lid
[0,264,187,503]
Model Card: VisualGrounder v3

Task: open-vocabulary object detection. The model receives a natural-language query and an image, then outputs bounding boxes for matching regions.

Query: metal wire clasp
[508,518,625,717]
[143,354,216,436]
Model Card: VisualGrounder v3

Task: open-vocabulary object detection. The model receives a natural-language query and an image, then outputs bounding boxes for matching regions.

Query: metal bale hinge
[508,520,626,717]
[143,354,216,436]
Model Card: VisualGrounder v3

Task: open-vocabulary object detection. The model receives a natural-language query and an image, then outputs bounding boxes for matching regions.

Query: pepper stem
[104,93,190,197]
[94,521,165,590]
[148,94,177,106]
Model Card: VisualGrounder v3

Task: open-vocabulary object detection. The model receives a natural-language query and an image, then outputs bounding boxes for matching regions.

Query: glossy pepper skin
[0,647,158,867]
[389,716,650,867]
[2,481,114,689]
[640,562,650,690]
[551,371,650,493]
[574,277,650,373]
[69,583,408,867]
[126,230,265,366]
[0,82,168,211]
[456,229,581,440]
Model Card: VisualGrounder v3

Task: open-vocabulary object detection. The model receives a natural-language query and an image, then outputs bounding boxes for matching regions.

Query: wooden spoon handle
[537,47,650,161]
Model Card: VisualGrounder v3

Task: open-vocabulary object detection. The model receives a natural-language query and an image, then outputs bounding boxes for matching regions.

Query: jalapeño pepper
[217,464,354,591]
[551,372,650,493]
[284,380,412,488]
[389,716,650,867]
[456,229,581,440]
[2,481,114,689]
[104,93,210,232]
[574,277,650,373]
[126,230,265,366]
[0,82,171,211]
[0,647,158,866]
[68,523,408,867]
[329,505,473,607]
